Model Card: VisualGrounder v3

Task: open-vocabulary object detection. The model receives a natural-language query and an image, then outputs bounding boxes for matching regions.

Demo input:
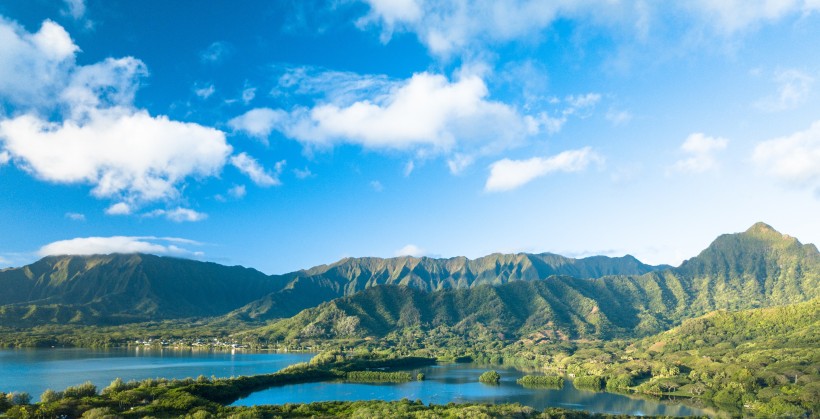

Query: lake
[0,349,713,416]
[233,363,714,417]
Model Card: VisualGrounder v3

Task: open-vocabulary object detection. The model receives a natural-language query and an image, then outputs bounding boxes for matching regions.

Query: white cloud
[0,150,9,165]
[395,243,426,257]
[276,72,534,152]
[194,84,216,99]
[62,0,86,20]
[0,18,78,109]
[0,18,233,214]
[200,41,231,63]
[671,133,729,173]
[293,167,314,179]
[485,147,603,192]
[274,65,393,106]
[685,0,817,33]
[228,108,286,143]
[0,108,231,204]
[144,207,208,223]
[105,202,132,215]
[403,160,415,176]
[242,87,256,104]
[755,68,814,112]
[356,1,820,57]
[38,236,204,257]
[230,152,283,186]
[65,212,85,221]
[370,180,384,192]
[753,120,820,193]
[606,109,633,126]
[228,184,247,198]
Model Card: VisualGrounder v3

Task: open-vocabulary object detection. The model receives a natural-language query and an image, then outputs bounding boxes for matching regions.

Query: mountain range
[1,223,817,339]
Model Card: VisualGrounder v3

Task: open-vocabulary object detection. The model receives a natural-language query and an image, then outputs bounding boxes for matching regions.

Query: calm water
[0,348,313,397]
[233,363,714,417]
[0,349,714,416]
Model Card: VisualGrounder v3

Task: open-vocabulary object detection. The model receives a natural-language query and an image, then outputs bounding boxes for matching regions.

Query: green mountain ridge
[0,248,667,327]
[229,252,666,321]
[1,222,817,331]
[252,222,820,341]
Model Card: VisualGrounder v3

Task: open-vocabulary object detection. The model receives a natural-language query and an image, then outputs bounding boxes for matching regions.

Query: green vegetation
[479,370,501,385]
[1,223,818,417]
[345,371,413,383]
[517,375,564,388]
[572,376,605,391]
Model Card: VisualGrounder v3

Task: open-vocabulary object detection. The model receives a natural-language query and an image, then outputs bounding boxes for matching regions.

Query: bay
[0,348,313,397]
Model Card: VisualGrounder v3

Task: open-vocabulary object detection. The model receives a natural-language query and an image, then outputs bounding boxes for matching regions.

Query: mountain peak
[745,222,779,236]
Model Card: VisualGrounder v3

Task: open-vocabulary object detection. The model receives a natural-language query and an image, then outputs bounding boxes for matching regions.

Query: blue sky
[1,0,819,274]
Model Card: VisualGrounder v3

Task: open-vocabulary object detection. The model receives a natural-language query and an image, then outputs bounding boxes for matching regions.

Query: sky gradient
[1,0,819,274]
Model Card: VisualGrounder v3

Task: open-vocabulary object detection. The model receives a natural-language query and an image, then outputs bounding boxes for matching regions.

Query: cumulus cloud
[0,150,9,165]
[670,133,729,173]
[230,152,284,186]
[755,68,814,112]
[395,244,426,257]
[293,167,313,179]
[753,121,820,194]
[485,147,603,192]
[228,108,286,143]
[0,18,233,214]
[0,18,78,109]
[38,236,204,257]
[0,108,231,203]
[273,72,535,152]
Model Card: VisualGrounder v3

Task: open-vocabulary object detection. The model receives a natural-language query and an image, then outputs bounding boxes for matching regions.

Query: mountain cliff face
[230,253,665,320]
[254,223,820,341]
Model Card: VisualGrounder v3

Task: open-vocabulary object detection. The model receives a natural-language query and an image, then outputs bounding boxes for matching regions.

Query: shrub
[479,370,501,385]
[517,375,563,388]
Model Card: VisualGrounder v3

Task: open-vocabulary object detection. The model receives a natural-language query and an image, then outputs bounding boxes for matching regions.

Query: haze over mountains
[1,223,817,339]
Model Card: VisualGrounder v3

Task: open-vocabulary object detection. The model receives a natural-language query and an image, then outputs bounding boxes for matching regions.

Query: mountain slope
[230,253,665,320]
[254,223,820,341]
[0,254,288,325]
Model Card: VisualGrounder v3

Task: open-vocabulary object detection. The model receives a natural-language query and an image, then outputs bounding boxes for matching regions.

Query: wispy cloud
[65,212,85,221]
[144,207,208,223]
[200,41,232,63]
[753,120,820,195]
[230,152,284,187]
[670,133,729,174]
[485,147,603,192]
[755,68,814,112]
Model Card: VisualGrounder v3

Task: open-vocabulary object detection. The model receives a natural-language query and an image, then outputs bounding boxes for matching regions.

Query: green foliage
[479,370,501,385]
[572,376,605,391]
[345,371,413,383]
[416,372,425,381]
[63,381,97,398]
[517,375,564,388]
